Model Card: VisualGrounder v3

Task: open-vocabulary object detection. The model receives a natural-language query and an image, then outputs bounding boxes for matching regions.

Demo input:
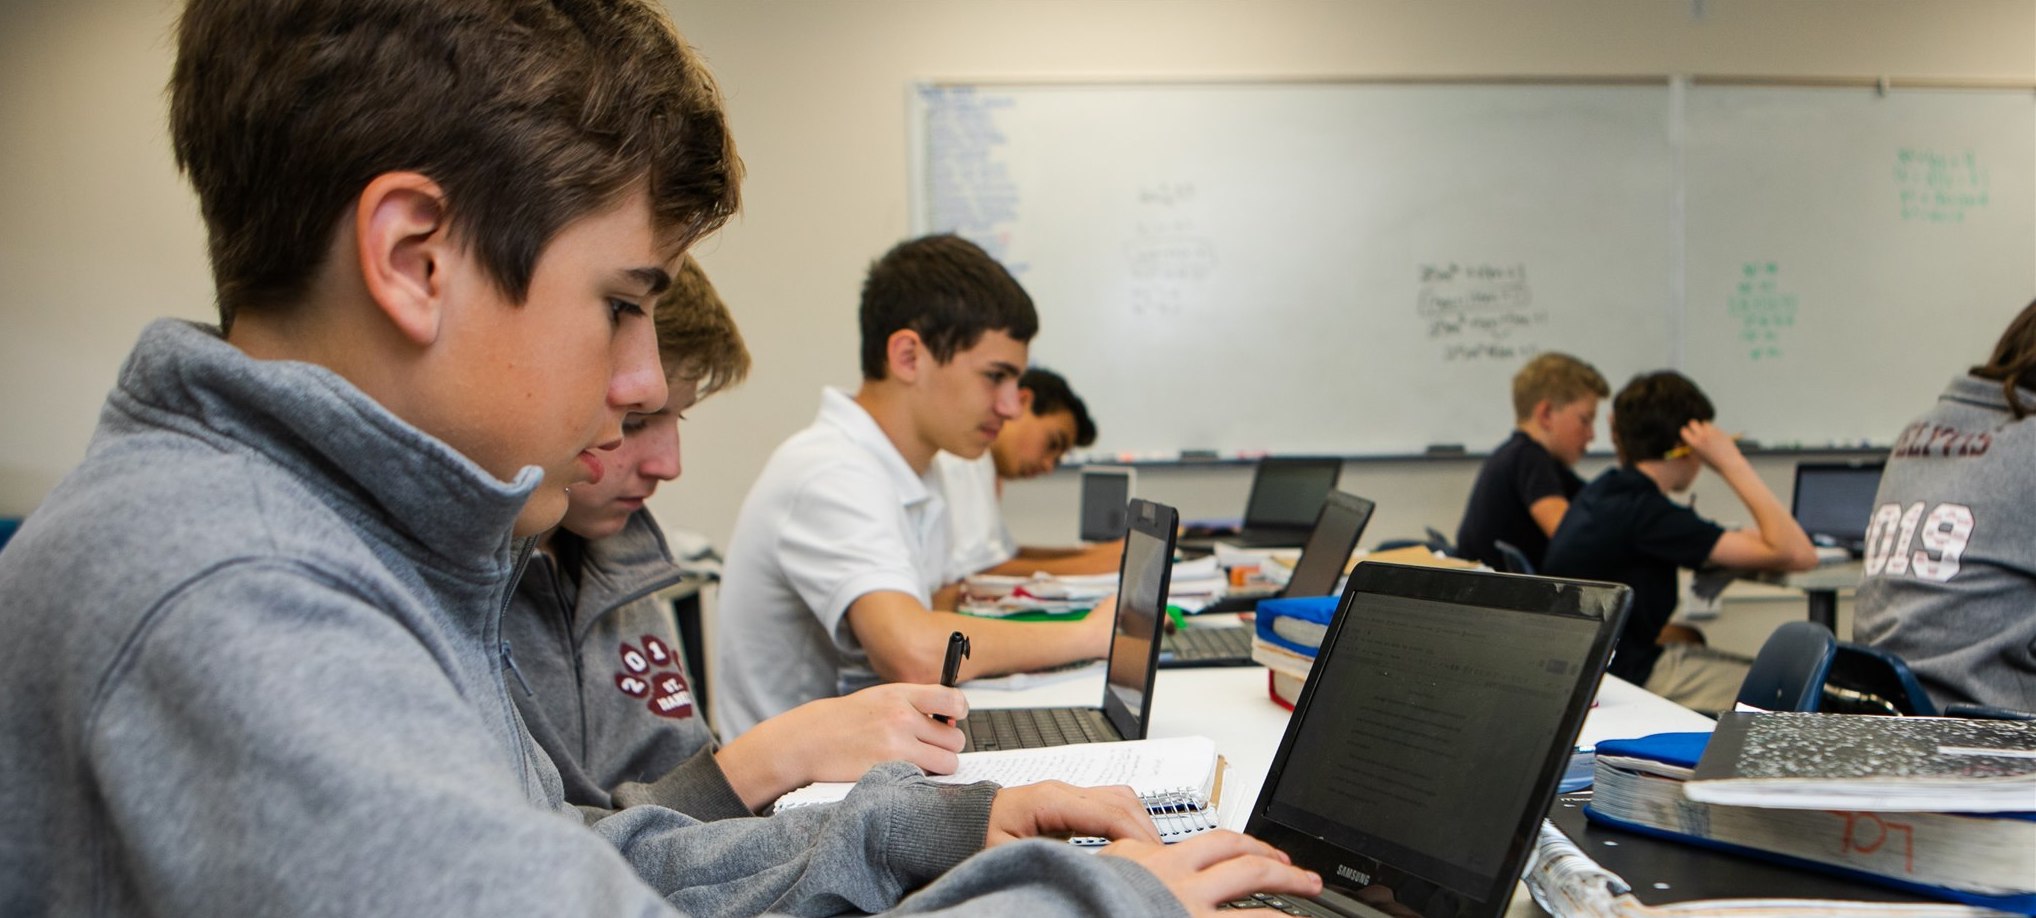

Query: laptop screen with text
[1246,564,1627,918]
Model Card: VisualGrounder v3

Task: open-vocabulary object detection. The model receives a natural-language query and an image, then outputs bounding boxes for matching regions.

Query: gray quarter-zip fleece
[0,319,1184,918]
[507,509,755,820]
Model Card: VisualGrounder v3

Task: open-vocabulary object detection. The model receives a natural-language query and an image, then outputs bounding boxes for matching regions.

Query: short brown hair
[1512,352,1610,421]
[859,235,1038,380]
[656,256,749,399]
[171,0,741,332]
[1611,371,1715,464]
[1973,298,2036,419]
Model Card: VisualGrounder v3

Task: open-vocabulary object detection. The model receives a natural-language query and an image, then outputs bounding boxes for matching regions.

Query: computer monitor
[1242,457,1344,532]
[1078,466,1136,542]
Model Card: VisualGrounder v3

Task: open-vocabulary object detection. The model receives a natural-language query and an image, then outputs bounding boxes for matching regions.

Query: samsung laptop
[1160,490,1376,668]
[1182,457,1343,551]
[1223,563,1630,917]
[1078,466,1137,543]
[960,498,1177,752]
[1790,460,1885,558]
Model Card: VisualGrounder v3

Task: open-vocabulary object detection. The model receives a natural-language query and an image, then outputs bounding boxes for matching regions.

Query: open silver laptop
[961,498,1176,752]
[1160,490,1376,668]
[1225,563,1630,916]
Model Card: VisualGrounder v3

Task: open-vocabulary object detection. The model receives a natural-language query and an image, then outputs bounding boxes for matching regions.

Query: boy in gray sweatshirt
[510,257,974,817]
[0,1,1320,915]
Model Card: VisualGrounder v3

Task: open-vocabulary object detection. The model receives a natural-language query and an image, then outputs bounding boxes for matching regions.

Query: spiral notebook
[774,735,1222,844]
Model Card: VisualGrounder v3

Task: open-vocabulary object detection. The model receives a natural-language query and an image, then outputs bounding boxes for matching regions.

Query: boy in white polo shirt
[715,236,1117,736]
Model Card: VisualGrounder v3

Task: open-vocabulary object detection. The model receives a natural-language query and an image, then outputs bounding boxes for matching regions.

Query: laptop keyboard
[1161,626,1253,664]
[963,706,1118,751]
[1218,892,1344,915]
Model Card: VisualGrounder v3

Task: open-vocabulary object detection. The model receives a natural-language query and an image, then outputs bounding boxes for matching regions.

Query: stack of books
[1248,594,1336,708]
[1582,713,2036,913]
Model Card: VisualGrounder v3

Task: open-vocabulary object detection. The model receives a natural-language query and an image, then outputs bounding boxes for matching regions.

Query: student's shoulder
[32,442,389,602]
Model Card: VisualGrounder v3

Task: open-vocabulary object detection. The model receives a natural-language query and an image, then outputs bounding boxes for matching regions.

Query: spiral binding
[1069,788,1217,847]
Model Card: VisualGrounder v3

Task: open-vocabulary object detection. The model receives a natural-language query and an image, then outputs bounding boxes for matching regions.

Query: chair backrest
[1490,539,1536,575]
[1423,526,1456,555]
[1736,621,1837,713]
[1825,642,1938,716]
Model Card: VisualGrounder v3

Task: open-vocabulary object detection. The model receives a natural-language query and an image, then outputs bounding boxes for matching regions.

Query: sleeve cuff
[868,765,995,884]
[608,747,753,821]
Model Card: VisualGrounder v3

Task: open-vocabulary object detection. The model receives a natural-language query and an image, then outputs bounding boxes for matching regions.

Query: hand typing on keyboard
[1101,832,1322,918]
[985,780,1159,847]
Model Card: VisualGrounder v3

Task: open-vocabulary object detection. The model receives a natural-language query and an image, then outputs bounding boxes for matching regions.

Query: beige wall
[2,0,2031,571]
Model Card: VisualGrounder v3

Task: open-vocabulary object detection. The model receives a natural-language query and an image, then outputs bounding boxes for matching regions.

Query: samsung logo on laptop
[1335,864,1371,886]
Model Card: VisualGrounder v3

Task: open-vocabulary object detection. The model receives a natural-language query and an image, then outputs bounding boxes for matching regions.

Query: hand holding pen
[934,631,970,724]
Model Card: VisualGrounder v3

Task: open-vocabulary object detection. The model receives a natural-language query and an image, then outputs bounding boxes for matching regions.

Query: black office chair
[1490,539,1536,575]
[1735,621,1837,713]
[1423,527,1456,556]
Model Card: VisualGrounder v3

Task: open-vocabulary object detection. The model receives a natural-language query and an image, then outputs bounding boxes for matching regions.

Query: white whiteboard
[1681,86,2035,448]
[911,81,2036,458]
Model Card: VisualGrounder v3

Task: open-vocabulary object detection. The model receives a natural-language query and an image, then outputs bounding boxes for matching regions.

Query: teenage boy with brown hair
[1543,371,1817,714]
[1455,352,1611,570]
[716,236,1123,735]
[935,366,1122,581]
[0,2,1317,915]
[507,257,978,817]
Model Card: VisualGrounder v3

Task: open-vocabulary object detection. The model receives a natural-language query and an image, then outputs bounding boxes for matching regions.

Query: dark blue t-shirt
[1455,430,1583,570]
[1543,467,1724,685]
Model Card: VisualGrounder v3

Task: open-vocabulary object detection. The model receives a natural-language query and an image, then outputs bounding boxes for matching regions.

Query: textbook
[1527,818,2006,917]
[1685,713,2036,813]
[772,735,1221,844]
[1584,732,2036,913]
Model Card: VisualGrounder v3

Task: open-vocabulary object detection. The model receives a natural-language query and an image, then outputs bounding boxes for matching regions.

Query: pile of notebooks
[1573,712,2036,913]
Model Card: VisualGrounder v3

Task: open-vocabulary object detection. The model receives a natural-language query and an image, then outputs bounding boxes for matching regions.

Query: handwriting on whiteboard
[1728,261,1796,362]
[1419,262,1544,362]
[1895,148,1990,224]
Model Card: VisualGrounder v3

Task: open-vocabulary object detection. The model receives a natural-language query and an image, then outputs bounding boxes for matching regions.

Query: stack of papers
[960,556,1226,617]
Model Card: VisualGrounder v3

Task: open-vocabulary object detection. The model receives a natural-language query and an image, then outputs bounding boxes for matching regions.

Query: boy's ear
[1017,386,1036,415]
[886,329,926,383]
[355,172,452,347]
[1529,398,1557,427]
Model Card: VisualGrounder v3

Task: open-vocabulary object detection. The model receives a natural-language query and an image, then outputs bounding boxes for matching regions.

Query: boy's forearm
[855,600,1104,684]
[1716,461,1814,564]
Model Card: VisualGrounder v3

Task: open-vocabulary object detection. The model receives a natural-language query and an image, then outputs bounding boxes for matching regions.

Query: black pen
[934,631,970,724]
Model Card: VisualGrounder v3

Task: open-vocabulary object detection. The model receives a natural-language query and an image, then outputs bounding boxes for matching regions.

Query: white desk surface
[961,662,1714,833]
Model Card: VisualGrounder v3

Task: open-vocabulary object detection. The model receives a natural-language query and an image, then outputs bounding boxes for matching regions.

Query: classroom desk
[961,665,1712,833]
[1749,560,1864,632]
[962,664,1712,917]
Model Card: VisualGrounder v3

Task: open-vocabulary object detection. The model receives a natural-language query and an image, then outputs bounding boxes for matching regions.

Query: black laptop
[1224,563,1630,917]
[960,498,1176,752]
[1181,457,1343,551]
[1077,466,1136,543]
[1790,460,1885,557]
[1160,490,1376,668]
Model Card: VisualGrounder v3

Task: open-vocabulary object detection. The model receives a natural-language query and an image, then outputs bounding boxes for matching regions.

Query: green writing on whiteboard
[1894,148,1990,223]
[1728,262,1795,362]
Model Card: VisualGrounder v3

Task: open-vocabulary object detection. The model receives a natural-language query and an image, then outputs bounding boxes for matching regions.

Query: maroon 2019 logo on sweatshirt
[613,635,695,719]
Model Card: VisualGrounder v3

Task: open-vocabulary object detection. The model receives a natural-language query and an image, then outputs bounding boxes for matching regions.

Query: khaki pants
[1643,642,1753,716]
